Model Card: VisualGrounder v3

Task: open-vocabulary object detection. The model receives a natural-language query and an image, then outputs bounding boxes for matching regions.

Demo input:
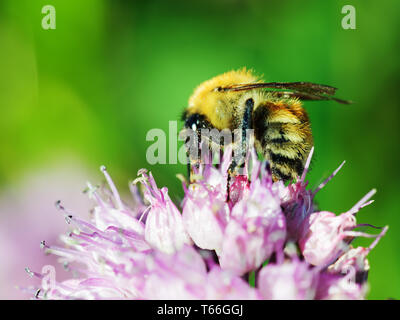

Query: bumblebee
[181,68,350,184]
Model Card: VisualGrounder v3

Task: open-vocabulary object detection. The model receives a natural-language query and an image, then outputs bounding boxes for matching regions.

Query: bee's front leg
[226,98,254,202]
[226,158,238,202]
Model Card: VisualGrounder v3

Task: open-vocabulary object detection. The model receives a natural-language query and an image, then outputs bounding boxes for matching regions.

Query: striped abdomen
[253,101,313,182]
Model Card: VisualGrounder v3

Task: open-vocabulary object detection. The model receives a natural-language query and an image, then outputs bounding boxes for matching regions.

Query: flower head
[25,148,388,300]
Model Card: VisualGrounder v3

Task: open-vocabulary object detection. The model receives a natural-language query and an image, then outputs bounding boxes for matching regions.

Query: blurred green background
[0,0,399,299]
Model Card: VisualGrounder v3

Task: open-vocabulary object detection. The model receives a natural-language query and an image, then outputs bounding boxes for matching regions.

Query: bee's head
[182,112,208,131]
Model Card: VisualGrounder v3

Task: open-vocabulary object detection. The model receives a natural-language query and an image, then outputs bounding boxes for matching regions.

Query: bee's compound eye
[185,113,201,131]
[185,113,209,132]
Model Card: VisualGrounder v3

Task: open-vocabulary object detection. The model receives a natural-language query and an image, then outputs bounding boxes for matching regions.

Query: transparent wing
[216,82,352,104]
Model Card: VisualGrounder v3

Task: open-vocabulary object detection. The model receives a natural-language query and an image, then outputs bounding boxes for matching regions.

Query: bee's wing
[270,91,352,104]
[217,82,352,104]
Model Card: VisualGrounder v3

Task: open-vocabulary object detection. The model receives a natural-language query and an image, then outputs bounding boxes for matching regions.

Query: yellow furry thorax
[186,68,303,130]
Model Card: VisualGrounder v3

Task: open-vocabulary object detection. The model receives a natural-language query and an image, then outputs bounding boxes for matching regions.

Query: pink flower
[143,245,259,299]
[182,182,228,254]
[135,169,192,254]
[205,267,260,299]
[181,152,231,254]
[142,245,208,299]
[328,226,388,283]
[219,173,286,275]
[315,273,366,300]
[23,147,388,300]
[258,259,318,300]
[299,189,378,267]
